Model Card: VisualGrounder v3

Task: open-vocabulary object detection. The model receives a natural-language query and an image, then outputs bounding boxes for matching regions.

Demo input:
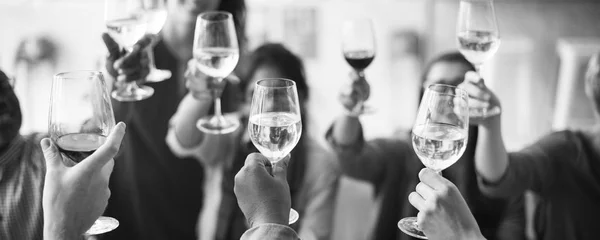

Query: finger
[464,71,483,85]
[459,81,490,102]
[133,34,154,51]
[273,154,290,182]
[418,168,448,190]
[415,182,436,200]
[408,191,426,211]
[102,33,120,59]
[244,152,270,168]
[77,122,126,172]
[40,138,63,169]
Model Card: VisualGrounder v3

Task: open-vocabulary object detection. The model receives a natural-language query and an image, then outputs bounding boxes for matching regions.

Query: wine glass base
[469,105,501,118]
[85,216,119,235]
[146,69,172,83]
[111,85,154,102]
[196,114,240,134]
[398,217,427,239]
[289,208,299,225]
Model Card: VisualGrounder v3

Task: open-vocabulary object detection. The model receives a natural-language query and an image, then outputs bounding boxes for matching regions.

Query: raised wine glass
[49,71,118,235]
[456,0,501,118]
[341,18,376,114]
[193,11,240,134]
[105,0,153,101]
[248,78,302,225]
[398,84,470,239]
[141,0,172,82]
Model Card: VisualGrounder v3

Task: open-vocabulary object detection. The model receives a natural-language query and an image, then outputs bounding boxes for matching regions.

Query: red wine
[56,133,106,163]
[344,50,375,70]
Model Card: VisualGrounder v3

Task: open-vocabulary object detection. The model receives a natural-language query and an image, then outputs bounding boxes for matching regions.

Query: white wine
[144,9,167,34]
[193,48,239,78]
[457,30,500,66]
[412,123,467,172]
[56,133,107,163]
[249,112,302,162]
[106,18,147,49]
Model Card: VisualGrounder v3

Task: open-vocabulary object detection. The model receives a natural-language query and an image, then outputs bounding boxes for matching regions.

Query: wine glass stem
[214,96,223,117]
[356,69,365,78]
[148,36,159,70]
[474,64,482,74]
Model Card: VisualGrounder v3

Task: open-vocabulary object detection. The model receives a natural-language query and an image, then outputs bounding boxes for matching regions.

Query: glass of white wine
[105,0,153,101]
[193,11,240,134]
[456,0,501,118]
[49,71,118,235]
[398,84,469,239]
[248,78,303,225]
[141,0,172,82]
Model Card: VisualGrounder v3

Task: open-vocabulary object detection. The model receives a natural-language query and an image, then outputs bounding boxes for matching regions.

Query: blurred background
[1,0,600,239]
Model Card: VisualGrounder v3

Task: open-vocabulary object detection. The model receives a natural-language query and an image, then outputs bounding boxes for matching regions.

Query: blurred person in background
[101,0,246,239]
[467,52,600,240]
[166,43,339,240]
[327,52,525,240]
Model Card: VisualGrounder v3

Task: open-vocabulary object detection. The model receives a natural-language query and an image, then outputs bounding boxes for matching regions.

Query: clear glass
[248,78,302,225]
[141,0,172,82]
[193,11,240,134]
[456,0,501,118]
[398,84,470,239]
[341,19,376,114]
[48,71,119,235]
[105,0,154,101]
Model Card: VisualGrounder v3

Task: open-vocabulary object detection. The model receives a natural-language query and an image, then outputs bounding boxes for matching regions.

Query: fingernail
[116,122,126,131]
[40,138,52,150]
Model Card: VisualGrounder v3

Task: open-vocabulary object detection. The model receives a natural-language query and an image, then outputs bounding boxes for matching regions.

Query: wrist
[250,212,288,228]
[479,114,501,131]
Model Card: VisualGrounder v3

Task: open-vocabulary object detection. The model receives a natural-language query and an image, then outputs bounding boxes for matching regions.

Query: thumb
[273,154,290,182]
[465,71,484,85]
[40,138,63,169]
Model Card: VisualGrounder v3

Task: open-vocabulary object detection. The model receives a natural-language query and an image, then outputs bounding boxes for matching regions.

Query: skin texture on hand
[42,122,126,240]
[102,33,152,83]
[234,153,291,227]
[408,168,485,240]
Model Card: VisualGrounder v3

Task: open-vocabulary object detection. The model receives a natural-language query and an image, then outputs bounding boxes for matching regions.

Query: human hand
[185,59,227,101]
[42,122,126,240]
[458,71,501,125]
[339,71,370,114]
[408,168,483,240]
[102,33,152,83]
[234,153,291,227]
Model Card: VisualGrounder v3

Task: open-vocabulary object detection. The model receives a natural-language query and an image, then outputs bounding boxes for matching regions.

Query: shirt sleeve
[478,131,576,198]
[240,224,300,240]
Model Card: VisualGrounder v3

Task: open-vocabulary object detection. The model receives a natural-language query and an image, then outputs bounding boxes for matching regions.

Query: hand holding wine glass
[398,84,469,239]
[341,19,376,115]
[458,71,502,125]
[339,71,371,116]
[456,0,501,118]
[193,11,240,134]
[48,71,120,235]
[248,78,302,225]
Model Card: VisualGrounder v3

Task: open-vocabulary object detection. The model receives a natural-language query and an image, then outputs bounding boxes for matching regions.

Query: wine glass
[48,71,118,235]
[193,11,240,134]
[141,0,172,82]
[248,78,303,225]
[105,0,153,101]
[341,18,376,114]
[398,84,469,239]
[456,0,501,118]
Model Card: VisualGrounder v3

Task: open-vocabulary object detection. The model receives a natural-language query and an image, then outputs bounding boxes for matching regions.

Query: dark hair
[419,52,475,100]
[218,0,246,50]
[241,43,308,198]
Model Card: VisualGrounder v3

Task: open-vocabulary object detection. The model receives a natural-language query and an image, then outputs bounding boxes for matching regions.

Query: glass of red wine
[48,71,119,235]
[341,18,376,115]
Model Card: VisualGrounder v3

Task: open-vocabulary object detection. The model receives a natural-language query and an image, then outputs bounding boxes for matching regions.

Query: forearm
[172,93,212,148]
[44,223,84,240]
[332,115,362,146]
[476,117,509,182]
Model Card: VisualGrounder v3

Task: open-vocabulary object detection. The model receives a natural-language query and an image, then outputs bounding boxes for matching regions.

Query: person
[42,123,126,240]
[234,153,487,240]
[467,52,600,240]
[166,43,339,239]
[327,52,525,240]
[101,0,246,239]
[0,69,125,240]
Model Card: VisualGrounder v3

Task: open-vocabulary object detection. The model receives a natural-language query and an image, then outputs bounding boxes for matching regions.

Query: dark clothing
[326,123,525,240]
[104,40,239,240]
[479,130,600,240]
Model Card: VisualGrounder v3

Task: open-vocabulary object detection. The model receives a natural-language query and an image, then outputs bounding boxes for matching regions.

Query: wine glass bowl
[48,71,119,235]
[398,84,469,239]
